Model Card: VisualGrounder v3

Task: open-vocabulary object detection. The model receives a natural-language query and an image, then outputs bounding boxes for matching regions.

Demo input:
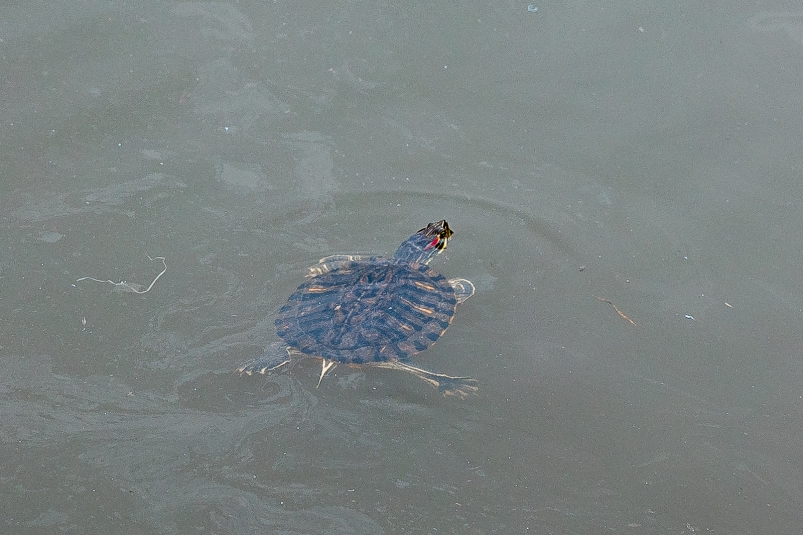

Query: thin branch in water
[76,254,167,294]
[595,296,636,326]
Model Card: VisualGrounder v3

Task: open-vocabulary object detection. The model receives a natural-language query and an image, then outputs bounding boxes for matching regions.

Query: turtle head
[393,220,453,265]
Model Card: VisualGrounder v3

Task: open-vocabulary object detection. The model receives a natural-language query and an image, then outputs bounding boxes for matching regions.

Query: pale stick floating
[76,254,167,294]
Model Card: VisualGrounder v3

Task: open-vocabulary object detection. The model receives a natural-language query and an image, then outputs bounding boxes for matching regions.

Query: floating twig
[596,296,636,326]
[76,254,167,294]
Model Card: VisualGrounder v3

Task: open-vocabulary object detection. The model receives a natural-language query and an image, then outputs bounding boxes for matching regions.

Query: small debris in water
[596,296,636,326]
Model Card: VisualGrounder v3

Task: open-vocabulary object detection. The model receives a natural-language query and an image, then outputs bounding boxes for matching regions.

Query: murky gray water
[2,2,803,533]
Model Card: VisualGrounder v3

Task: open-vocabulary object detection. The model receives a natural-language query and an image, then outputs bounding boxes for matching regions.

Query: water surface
[2,1,802,533]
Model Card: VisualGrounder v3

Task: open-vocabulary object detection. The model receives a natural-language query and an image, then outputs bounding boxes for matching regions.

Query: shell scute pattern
[275,260,457,365]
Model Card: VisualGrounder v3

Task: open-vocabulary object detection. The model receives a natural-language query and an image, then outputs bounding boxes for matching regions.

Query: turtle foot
[369,361,478,399]
[436,376,479,400]
[237,344,291,376]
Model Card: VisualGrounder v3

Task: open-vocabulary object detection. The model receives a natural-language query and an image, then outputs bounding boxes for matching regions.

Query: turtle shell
[275,258,458,365]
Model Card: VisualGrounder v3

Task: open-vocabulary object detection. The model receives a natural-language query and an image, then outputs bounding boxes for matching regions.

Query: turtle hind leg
[369,361,478,399]
[237,344,293,375]
[237,357,290,376]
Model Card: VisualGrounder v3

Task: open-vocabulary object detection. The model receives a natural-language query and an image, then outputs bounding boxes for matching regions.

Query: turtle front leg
[448,278,475,305]
[307,255,369,277]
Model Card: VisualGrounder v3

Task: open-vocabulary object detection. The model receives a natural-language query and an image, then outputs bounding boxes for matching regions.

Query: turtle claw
[316,359,337,387]
[437,377,479,400]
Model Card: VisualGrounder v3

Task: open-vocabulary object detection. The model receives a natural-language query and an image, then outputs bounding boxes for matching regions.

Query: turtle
[238,220,477,398]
